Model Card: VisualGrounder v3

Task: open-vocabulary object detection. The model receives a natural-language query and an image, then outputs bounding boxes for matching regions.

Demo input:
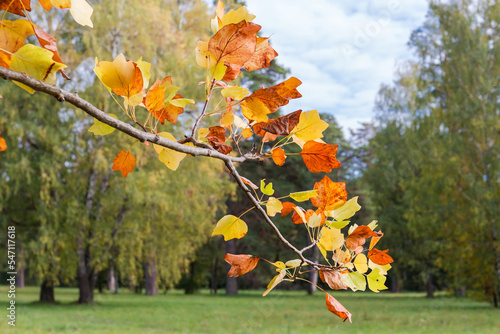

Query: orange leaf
[0,0,31,17]
[113,63,143,98]
[207,126,232,154]
[256,110,302,136]
[208,20,260,68]
[325,292,352,323]
[291,206,306,224]
[280,202,296,218]
[0,131,7,152]
[252,123,279,143]
[271,148,286,166]
[38,0,71,11]
[300,141,341,173]
[319,270,348,290]
[368,249,394,265]
[345,226,381,251]
[311,176,347,211]
[241,176,258,190]
[224,253,260,277]
[243,37,278,72]
[33,27,69,79]
[241,77,302,122]
[221,62,242,82]
[112,150,136,178]
[369,231,384,250]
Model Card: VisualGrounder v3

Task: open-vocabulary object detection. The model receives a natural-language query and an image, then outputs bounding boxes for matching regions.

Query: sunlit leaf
[266,197,283,217]
[367,268,388,293]
[353,253,368,274]
[311,176,347,211]
[153,132,187,171]
[70,0,94,28]
[328,197,361,221]
[271,148,286,166]
[88,114,118,136]
[260,179,274,196]
[112,150,136,178]
[318,226,344,252]
[345,226,381,251]
[341,272,366,292]
[300,141,341,173]
[221,86,249,100]
[292,110,329,142]
[224,254,260,277]
[368,249,394,265]
[212,215,248,241]
[289,190,317,202]
[325,293,352,323]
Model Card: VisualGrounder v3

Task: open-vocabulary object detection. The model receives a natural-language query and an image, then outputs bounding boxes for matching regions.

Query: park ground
[0,287,499,333]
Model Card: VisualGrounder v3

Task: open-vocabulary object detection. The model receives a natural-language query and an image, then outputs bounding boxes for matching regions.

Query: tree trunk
[210,256,219,294]
[17,242,25,288]
[107,267,117,292]
[39,279,55,303]
[307,244,320,295]
[145,259,158,296]
[77,240,96,304]
[225,239,238,295]
[426,267,435,298]
[391,270,401,293]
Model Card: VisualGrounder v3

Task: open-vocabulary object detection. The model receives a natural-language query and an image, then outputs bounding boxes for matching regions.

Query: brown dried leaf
[345,226,381,251]
[207,126,232,154]
[243,37,278,71]
[224,253,260,277]
[319,270,348,290]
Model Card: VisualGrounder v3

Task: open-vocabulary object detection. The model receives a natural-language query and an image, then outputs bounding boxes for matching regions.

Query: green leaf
[367,268,388,293]
[285,259,304,268]
[211,215,248,241]
[326,220,350,229]
[169,98,195,108]
[289,190,317,202]
[88,114,118,136]
[341,272,366,292]
[260,179,274,196]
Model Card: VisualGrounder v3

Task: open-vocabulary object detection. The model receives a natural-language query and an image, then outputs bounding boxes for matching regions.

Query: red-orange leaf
[300,141,341,173]
[369,231,384,250]
[320,270,348,290]
[271,148,286,166]
[243,37,278,72]
[224,253,260,277]
[0,0,31,17]
[257,110,302,136]
[208,20,260,68]
[0,131,7,152]
[368,249,394,265]
[281,202,296,218]
[325,292,352,323]
[207,126,232,154]
[33,27,69,79]
[112,150,136,178]
[345,226,381,251]
[311,176,347,211]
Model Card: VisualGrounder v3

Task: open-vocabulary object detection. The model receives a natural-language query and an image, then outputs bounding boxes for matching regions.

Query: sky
[243,0,429,134]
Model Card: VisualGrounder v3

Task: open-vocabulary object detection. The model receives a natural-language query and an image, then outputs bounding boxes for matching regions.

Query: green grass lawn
[0,286,499,333]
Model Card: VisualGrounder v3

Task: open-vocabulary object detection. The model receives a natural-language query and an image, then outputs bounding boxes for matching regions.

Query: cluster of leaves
[0,0,394,322]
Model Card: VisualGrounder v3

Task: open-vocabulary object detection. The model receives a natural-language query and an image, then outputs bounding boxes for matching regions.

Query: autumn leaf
[266,197,283,217]
[341,272,366,292]
[95,54,136,93]
[345,226,381,251]
[144,77,191,124]
[319,270,348,290]
[212,215,248,241]
[9,44,66,93]
[243,37,278,72]
[206,126,232,154]
[280,202,296,217]
[311,176,347,211]
[255,110,302,136]
[369,231,383,250]
[291,206,307,224]
[289,190,317,202]
[0,19,35,68]
[208,20,260,71]
[224,254,260,277]
[221,86,249,100]
[260,179,274,196]
[38,0,71,11]
[112,150,136,178]
[220,5,256,27]
[368,259,392,275]
[300,141,341,173]
[285,259,303,268]
[367,268,388,293]
[368,249,394,265]
[33,27,69,78]
[325,293,352,323]
[307,210,325,228]
[327,196,361,221]
[292,110,329,142]
[0,131,7,152]
[318,226,344,252]
[88,114,118,136]
[353,253,368,274]
[252,123,279,143]
[241,78,302,122]
[153,132,187,171]
[69,0,94,28]
[271,148,286,166]
[263,269,286,296]
[0,0,31,17]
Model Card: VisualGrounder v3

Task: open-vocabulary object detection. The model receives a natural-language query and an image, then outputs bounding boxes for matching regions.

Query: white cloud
[245,0,428,135]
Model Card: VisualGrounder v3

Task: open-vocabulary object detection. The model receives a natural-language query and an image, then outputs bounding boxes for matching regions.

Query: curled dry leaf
[207,126,232,154]
[311,176,347,211]
[368,249,394,265]
[112,150,136,178]
[243,37,278,71]
[224,253,260,277]
[369,231,384,250]
[319,269,348,290]
[256,110,302,135]
[325,293,352,323]
[300,141,341,173]
[271,147,286,166]
[345,226,381,251]
[0,0,31,17]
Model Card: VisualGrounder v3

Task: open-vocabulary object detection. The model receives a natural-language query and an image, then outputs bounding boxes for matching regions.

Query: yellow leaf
[169,98,195,108]
[293,206,307,224]
[88,114,118,136]
[272,261,286,270]
[326,220,350,229]
[341,272,366,292]
[307,212,323,228]
[241,97,269,123]
[260,179,274,196]
[211,61,227,81]
[292,110,329,142]
[266,197,283,217]
[367,268,388,293]
[353,253,368,274]
[318,227,344,252]
[153,132,187,171]
[263,269,286,296]
[291,135,325,149]
[211,214,248,241]
[221,6,256,27]
[195,40,216,69]
[368,259,391,275]
[285,259,304,268]
[221,86,249,100]
[136,57,151,90]
[70,0,94,28]
[327,196,361,221]
[124,92,143,107]
[10,44,66,94]
[289,190,317,202]
[97,54,135,91]
[0,19,35,55]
